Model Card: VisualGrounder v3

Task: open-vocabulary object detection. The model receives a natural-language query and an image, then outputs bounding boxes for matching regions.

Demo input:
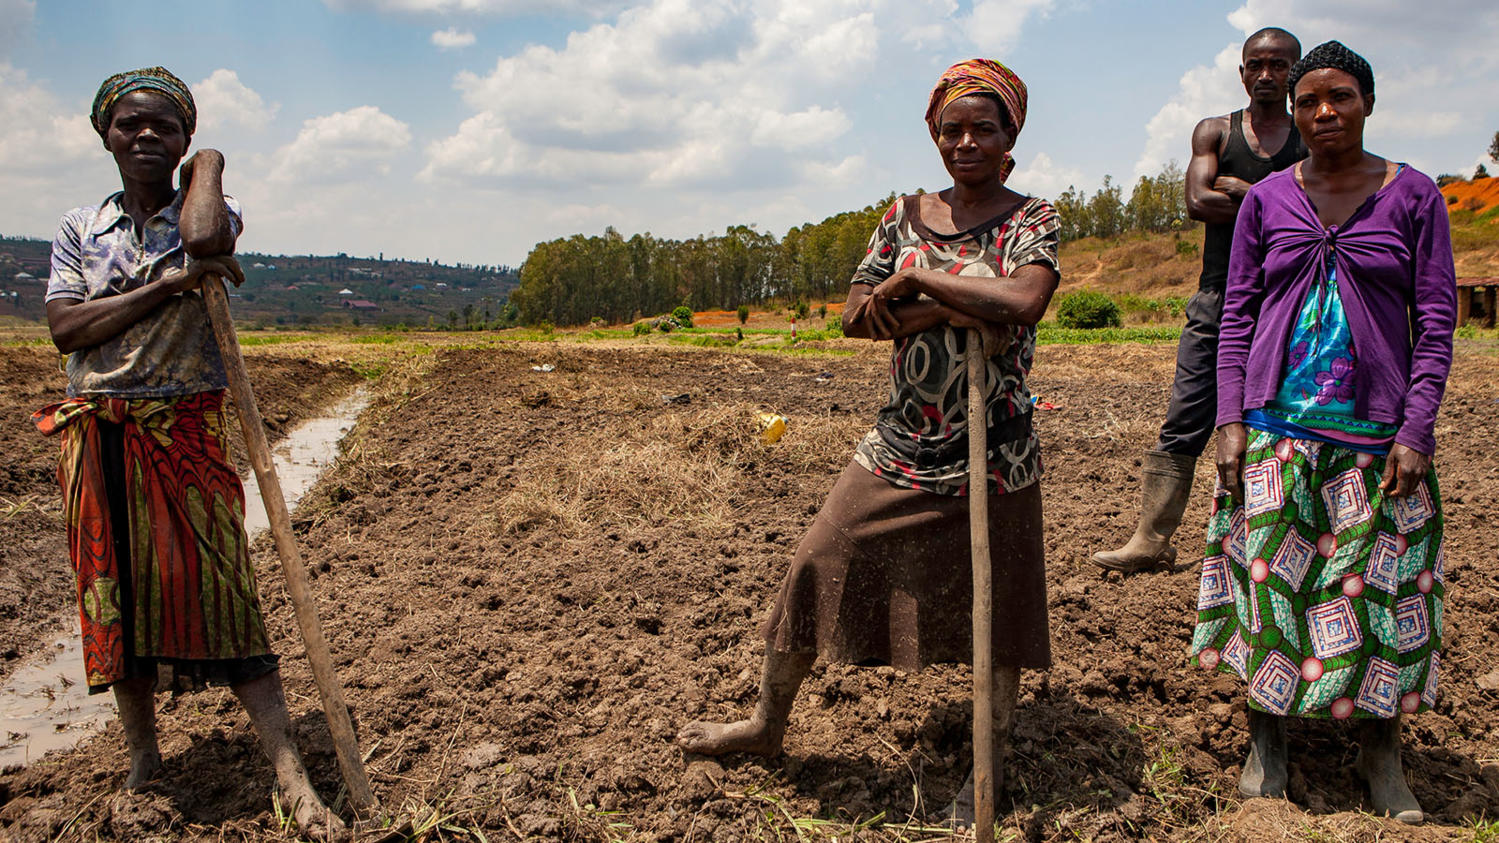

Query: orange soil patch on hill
[694,301,845,329]
[1442,176,1499,214]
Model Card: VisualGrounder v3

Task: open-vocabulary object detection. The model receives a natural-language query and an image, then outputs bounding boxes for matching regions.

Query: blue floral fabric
[1250,259,1398,453]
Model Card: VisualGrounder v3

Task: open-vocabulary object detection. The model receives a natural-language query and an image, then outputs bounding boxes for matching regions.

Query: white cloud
[965,0,1054,54]
[421,0,949,192]
[193,69,278,134]
[0,63,118,237]
[1134,1,1499,182]
[264,106,412,184]
[325,0,625,16]
[1132,44,1242,180]
[1223,0,1499,175]
[0,63,101,173]
[1008,151,1086,200]
[431,27,476,49]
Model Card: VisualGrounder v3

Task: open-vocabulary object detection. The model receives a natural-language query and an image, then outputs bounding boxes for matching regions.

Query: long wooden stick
[202,277,378,814]
[966,328,994,843]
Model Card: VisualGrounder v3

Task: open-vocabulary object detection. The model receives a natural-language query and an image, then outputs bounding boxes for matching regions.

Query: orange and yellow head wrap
[924,59,1028,183]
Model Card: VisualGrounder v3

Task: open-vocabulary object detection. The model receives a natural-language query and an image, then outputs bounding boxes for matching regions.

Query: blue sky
[2,0,1495,266]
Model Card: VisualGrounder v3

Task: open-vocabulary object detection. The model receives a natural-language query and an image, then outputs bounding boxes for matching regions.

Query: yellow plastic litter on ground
[758,413,788,444]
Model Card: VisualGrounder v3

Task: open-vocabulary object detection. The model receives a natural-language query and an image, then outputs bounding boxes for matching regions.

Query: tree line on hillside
[513,163,1193,327]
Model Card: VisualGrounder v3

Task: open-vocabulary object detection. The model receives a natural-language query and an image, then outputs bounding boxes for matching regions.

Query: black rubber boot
[1238,709,1288,799]
[1355,715,1423,824]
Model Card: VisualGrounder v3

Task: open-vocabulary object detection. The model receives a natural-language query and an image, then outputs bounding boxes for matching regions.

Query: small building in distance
[1458,277,1497,328]
[342,299,379,310]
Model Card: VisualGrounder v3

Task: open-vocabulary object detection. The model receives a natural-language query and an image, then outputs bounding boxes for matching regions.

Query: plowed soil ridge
[1,341,1496,841]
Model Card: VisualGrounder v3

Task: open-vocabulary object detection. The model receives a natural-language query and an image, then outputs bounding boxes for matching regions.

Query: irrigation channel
[0,387,371,770]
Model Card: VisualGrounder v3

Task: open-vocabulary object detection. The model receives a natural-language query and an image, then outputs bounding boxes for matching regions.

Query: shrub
[632,321,651,336]
[737,305,750,324]
[791,300,810,319]
[1175,237,1198,256]
[825,317,843,338]
[671,306,694,328]
[1055,290,1122,329]
[817,303,827,318]
[656,316,675,333]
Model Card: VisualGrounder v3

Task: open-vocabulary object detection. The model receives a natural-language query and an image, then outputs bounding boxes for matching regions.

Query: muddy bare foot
[279,786,347,841]
[676,718,783,757]
[122,751,163,791]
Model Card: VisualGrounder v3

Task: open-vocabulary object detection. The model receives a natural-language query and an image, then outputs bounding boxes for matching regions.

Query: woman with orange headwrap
[677,59,1060,825]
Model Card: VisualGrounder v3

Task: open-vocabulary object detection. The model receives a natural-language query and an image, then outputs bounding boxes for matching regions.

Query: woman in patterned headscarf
[37,67,343,838]
[1196,41,1455,824]
[678,58,1060,826]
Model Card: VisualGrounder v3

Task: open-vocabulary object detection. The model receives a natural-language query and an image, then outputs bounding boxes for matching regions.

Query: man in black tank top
[1094,27,1305,573]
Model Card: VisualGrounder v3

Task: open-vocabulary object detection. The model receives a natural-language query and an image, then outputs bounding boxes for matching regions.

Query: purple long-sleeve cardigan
[1215,164,1456,455]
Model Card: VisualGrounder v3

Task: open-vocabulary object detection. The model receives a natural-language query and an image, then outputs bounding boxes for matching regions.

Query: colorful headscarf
[1288,40,1374,98]
[90,66,197,138]
[925,59,1029,183]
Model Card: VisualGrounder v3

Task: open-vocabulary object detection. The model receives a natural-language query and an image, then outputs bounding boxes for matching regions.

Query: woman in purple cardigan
[1190,42,1456,824]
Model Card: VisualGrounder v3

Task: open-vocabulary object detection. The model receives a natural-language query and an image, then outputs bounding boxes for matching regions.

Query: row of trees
[512,163,1193,326]
[510,201,887,326]
[1054,162,1188,241]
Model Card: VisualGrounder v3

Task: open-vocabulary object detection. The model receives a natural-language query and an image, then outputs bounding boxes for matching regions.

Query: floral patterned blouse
[1247,252,1400,454]
[850,194,1060,496]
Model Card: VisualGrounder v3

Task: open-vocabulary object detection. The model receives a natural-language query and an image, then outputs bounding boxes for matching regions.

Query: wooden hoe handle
[202,277,379,814]
[967,328,995,843]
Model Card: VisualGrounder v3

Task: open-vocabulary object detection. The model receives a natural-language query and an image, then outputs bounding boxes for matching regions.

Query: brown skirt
[761,462,1050,671]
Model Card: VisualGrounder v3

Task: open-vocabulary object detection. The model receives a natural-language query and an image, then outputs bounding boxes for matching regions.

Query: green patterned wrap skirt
[1191,428,1444,719]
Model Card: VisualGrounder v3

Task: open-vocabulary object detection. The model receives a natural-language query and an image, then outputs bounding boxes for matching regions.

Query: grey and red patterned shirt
[850,194,1060,496]
[45,190,242,398]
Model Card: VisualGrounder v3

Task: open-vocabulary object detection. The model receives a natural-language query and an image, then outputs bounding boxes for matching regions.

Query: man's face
[104,91,190,184]
[1240,39,1297,105]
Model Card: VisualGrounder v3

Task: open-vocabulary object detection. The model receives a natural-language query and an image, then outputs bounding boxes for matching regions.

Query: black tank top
[1200,109,1305,289]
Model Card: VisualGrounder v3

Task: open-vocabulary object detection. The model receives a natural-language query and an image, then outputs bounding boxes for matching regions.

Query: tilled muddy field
[1,340,1496,841]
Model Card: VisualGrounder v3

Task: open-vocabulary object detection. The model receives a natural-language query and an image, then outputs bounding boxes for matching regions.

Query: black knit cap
[1288,40,1374,98]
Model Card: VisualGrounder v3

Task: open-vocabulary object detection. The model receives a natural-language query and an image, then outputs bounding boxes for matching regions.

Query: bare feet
[122,750,163,790]
[279,784,348,841]
[676,718,784,757]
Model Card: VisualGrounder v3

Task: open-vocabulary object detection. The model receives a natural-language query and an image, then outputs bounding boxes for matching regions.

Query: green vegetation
[1038,324,1180,344]
[512,200,888,327]
[1055,289,1122,329]
[670,305,694,327]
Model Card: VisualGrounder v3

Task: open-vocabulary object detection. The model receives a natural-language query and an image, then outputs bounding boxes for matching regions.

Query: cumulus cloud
[965,0,1054,54]
[325,0,625,16]
[0,63,101,173]
[193,69,279,134]
[0,62,118,237]
[431,27,476,49]
[1132,44,1242,180]
[265,106,412,184]
[421,0,962,191]
[1008,151,1086,201]
[1136,0,1499,181]
[1225,0,1499,172]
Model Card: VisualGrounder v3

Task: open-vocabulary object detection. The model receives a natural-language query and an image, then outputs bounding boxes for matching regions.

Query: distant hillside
[0,236,519,327]
[1059,177,1499,302]
[1440,177,1499,278]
